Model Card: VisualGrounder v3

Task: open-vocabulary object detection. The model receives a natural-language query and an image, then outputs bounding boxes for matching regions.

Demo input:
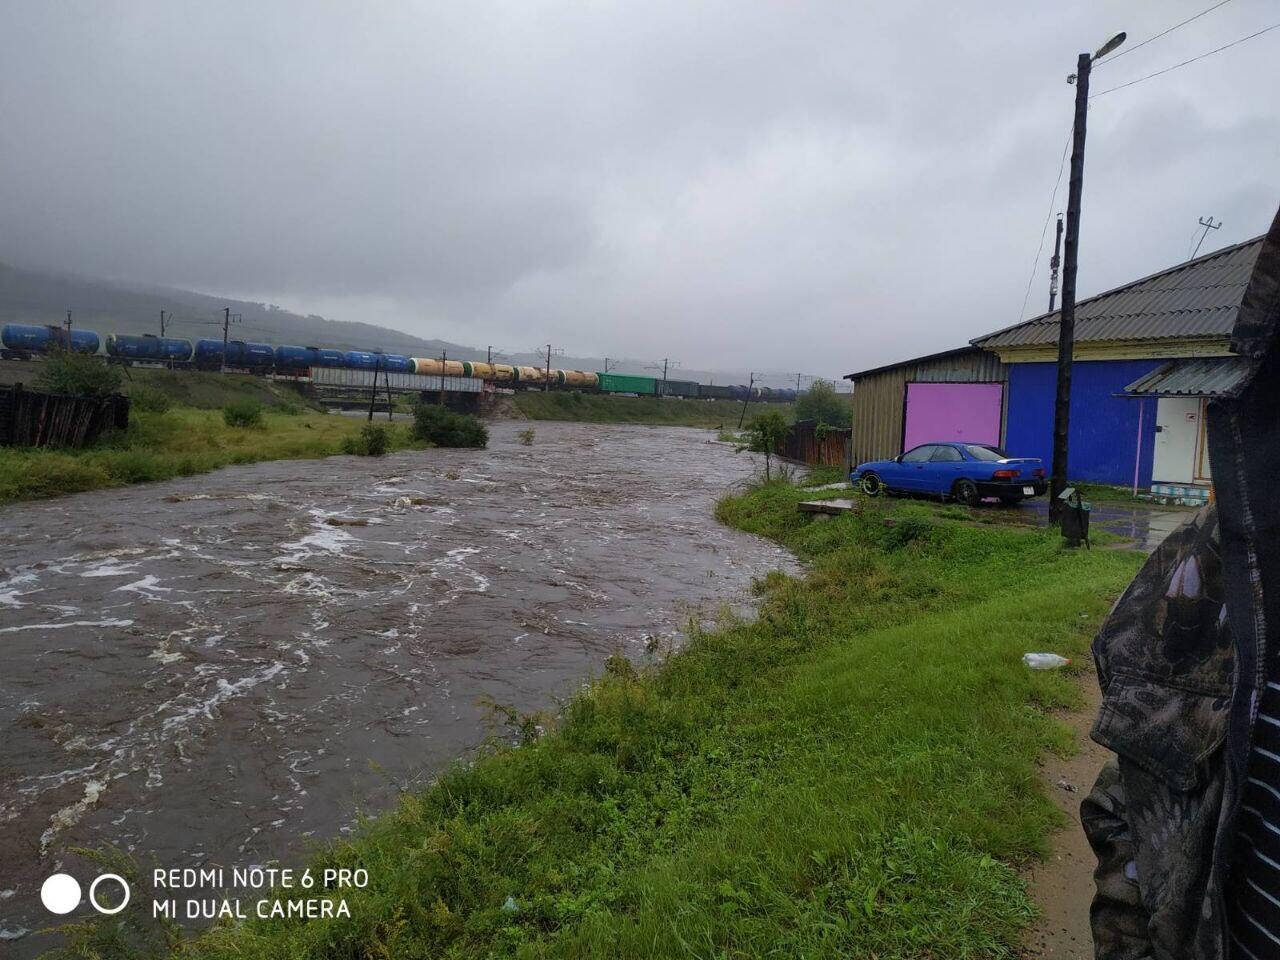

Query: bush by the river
[412,404,488,448]
[342,423,391,456]
[222,399,264,428]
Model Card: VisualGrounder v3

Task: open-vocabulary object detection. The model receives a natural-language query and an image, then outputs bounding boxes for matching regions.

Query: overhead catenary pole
[737,373,755,428]
[368,354,382,422]
[1048,214,1063,313]
[221,307,231,374]
[545,344,552,391]
[1049,32,1125,523]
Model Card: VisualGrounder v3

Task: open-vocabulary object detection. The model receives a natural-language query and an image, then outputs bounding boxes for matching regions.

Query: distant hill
[0,261,846,391]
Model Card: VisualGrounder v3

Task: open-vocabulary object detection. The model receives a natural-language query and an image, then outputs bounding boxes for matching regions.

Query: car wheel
[859,472,883,496]
[953,478,979,507]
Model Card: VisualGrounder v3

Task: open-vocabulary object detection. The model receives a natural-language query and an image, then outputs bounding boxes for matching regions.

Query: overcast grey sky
[1,1,1276,377]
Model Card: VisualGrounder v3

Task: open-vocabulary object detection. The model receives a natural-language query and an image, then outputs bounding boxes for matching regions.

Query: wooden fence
[781,418,851,468]
[0,384,130,449]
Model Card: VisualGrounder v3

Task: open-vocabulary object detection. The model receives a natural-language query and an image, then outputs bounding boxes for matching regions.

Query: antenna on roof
[1189,216,1221,260]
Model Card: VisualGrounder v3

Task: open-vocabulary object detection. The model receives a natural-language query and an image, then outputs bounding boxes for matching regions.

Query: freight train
[0,323,797,401]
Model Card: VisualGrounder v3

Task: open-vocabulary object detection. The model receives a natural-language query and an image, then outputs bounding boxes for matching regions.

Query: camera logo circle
[40,874,81,914]
[89,874,131,915]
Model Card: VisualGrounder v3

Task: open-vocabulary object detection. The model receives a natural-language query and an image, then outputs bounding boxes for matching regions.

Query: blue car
[851,442,1047,506]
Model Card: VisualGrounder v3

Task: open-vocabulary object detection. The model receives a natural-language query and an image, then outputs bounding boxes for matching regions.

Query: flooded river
[0,421,796,947]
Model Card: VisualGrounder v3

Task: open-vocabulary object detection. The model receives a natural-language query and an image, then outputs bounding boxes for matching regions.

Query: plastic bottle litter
[501,896,519,914]
[1023,653,1071,670]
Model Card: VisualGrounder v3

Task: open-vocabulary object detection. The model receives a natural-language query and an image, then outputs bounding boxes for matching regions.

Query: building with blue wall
[1002,360,1160,486]
[972,236,1263,492]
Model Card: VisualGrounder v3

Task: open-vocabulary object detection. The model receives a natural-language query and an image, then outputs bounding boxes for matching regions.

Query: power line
[1099,0,1236,66]
[1091,20,1280,98]
[1018,128,1072,322]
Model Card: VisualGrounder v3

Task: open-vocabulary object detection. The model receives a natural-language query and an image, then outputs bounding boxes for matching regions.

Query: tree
[794,379,850,427]
[745,410,789,481]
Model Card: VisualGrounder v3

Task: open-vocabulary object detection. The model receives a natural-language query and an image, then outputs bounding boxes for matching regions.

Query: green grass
[54,479,1145,959]
[513,391,791,429]
[0,408,419,503]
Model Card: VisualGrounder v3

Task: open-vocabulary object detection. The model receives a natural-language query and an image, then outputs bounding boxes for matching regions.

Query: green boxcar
[596,372,656,395]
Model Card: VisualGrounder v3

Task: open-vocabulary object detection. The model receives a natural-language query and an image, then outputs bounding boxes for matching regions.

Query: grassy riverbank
[0,408,417,503]
[513,390,789,428]
[70,481,1144,959]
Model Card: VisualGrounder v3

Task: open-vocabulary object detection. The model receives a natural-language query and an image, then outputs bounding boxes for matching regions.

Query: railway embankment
[61,478,1141,959]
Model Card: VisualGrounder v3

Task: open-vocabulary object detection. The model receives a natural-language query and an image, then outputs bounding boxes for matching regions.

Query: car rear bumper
[977,480,1047,498]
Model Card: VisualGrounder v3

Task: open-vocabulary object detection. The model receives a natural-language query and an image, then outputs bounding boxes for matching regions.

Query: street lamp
[1048,30,1125,524]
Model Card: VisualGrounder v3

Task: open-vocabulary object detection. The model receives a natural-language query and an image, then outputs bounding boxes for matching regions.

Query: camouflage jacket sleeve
[1082,759,1155,960]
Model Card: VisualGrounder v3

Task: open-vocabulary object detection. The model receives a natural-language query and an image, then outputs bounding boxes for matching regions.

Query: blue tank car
[379,354,413,372]
[2,323,101,355]
[344,350,378,370]
[240,342,276,367]
[274,345,320,369]
[314,349,345,367]
[105,334,193,362]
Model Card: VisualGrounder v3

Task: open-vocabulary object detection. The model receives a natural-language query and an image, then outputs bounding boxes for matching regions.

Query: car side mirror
[894,455,903,463]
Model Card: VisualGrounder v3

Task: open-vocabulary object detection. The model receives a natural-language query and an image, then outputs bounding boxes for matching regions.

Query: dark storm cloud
[1,1,1276,374]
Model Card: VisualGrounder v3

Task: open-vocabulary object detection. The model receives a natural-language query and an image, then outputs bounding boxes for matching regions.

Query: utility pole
[545,344,552,392]
[796,373,802,393]
[1048,214,1063,313]
[1191,216,1221,260]
[1050,31,1125,524]
[737,373,755,428]
[65,310,72,332]
[221,307,231,373]
[487,345,493,365]
[603,357,611,373]
[368,354,381,422]
[439,349,447,405]
[160,310,166,337]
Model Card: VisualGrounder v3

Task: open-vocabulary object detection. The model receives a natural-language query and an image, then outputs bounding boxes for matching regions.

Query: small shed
[843,346,1008,466]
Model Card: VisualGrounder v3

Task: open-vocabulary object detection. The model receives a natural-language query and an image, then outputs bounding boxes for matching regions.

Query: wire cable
[1092,20,1280,98]
[1097,0,1236,66]
[1017,128,1072,322]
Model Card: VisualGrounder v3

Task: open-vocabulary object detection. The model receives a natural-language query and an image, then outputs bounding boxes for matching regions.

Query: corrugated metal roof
[1122,357,1249,397]
[973,236,1263,348]
[844,345,981,381]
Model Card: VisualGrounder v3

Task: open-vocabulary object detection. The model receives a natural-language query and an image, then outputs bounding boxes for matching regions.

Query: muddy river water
[0,421,796,947]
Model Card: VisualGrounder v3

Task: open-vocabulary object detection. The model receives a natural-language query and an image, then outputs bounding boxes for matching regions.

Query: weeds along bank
[64,481,1144,959]
[512,390,791,428]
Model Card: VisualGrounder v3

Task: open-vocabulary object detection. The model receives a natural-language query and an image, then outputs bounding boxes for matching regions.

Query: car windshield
[964,445,1009,461]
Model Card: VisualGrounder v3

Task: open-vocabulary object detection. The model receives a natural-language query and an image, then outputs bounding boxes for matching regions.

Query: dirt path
[1022,665,1112,959]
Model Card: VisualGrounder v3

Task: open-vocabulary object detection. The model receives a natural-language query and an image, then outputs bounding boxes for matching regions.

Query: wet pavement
[0,422,796,948]
[1018,498,1193,552]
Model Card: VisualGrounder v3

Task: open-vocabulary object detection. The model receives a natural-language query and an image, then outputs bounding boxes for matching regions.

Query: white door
[1152,397,1201,485]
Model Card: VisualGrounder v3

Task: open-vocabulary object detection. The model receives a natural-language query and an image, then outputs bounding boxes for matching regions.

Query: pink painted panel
[902,382,1003,451]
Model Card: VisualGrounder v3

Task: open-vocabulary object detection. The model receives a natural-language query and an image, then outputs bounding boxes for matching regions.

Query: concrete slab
[797,498,858,515]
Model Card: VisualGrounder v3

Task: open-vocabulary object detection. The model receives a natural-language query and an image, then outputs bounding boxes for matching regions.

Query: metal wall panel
[310,367,483,393]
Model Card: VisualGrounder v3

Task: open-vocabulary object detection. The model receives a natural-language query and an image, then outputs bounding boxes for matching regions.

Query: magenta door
[902,382,1003,452]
